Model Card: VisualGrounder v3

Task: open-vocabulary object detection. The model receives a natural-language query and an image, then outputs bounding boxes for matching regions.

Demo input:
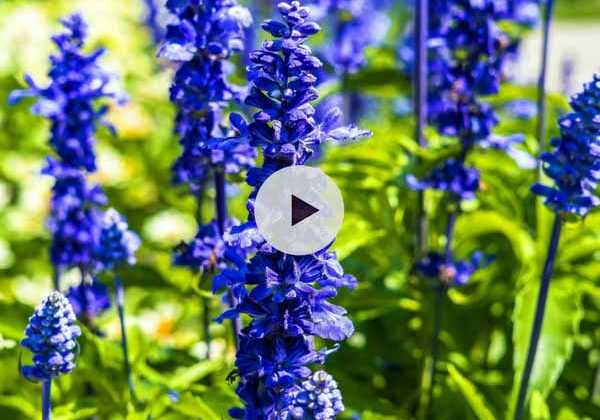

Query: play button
[254,166,344,255]
[291,195,319,226]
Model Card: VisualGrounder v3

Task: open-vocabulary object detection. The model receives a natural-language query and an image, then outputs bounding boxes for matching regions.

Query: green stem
[115,274,137,402]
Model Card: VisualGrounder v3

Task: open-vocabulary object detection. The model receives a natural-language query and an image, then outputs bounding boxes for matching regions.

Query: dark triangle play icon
[291,194,320,226]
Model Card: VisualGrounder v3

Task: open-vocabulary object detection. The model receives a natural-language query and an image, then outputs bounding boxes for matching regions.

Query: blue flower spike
[21,292,81,420]
[515,75,600,420]
[218,2,372,418]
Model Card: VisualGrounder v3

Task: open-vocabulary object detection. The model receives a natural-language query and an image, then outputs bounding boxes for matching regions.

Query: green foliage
[0,0,599,419]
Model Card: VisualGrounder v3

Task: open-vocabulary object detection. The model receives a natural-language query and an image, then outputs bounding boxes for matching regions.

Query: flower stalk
[115,274,136,402]
[414,0,429,256]
[535,0,555,160]
[42,379,52,420]
[514,215,561,420]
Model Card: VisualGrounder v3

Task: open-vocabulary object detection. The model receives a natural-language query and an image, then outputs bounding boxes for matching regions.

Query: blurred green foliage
[1,0,600,419]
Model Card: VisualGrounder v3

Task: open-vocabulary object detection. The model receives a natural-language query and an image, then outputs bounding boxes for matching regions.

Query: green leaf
[455,211,536,264]
[169,360,224,389]
[0,395,37,418]
[171,393,220,420]
[529,391,550,420]
[509,277,583,418]
[447,364,496,420]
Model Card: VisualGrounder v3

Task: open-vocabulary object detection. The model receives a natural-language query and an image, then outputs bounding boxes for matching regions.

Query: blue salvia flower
[66,280,112,320]
[95,208,141,271]
[532,74,600,216]
[414,251,490,287]
[9,14,123,289]
[406,159,480,201]
[93,208,140,399]
[174,218,233,271]
[21,292,81,381]
[42,159,106,270]
[319,0,390,76]
[406,0,532,280]
[9,14,123,172]
[514,75,600,420]
[291,370,345,419]
[159,0,256,193]
[142,0,171,44]
[504,99,538,120]
[216,2,371,417]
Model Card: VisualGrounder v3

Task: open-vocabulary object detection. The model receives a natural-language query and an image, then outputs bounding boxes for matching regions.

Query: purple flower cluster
[404,0,531,286]
[291,370,345,419]
[9,14,121,274]
[318,0,390,75]
[532,75,600,216]
[215,2,370,417]
[66,280,112,320]
[10,15,139,327]
[407,159,480,201]
[174,218,231,271]
[95,209,141,271]
[415,251,490,288]
[21,292,81,381]
[9,14,122,172]
[159,0,256,193]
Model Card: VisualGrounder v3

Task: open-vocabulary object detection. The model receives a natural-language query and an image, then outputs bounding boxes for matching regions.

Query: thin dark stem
[427,286,445,418]
[115,274,137,402]
[52,267,61,291]
[202,297,212,360]
[514,215,562,420]
[214,169,241,349]
[42,379,51,420]
[535,0,555,164]
[414,0,429,256]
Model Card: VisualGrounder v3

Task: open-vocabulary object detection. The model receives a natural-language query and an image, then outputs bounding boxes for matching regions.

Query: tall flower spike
[21,292,81,381]
[514,75,600,420]
[532,74,600,216]
[8,14,124,290]
[218,2,371,418]
[159,0,255,193]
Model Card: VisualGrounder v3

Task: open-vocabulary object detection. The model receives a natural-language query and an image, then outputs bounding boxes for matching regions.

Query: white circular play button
[254,166,344,256]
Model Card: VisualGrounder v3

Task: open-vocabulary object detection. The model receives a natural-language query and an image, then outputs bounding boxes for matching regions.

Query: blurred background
[1,0,600,419]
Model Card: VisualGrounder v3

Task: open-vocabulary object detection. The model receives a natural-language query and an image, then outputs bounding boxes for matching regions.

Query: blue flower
[43,159,106,270]
[407,159,480,201]
[504,99,538,120]
[319,0,391,75]
[220,2,370,417]
[143,0,171,43]
[159,0,255,193]
[66,280,111,319]
[401,0,535,150]
[174,219,230,271]
[21,292,81,381]
[415,251,489,287]
[292,370,345,420]
[9,14,125,278]
[9,13,123,172]
[95,208,141,271]
[532,74,600,216]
